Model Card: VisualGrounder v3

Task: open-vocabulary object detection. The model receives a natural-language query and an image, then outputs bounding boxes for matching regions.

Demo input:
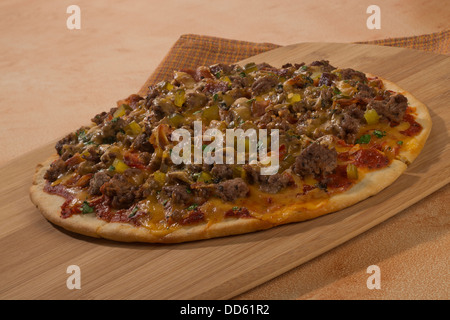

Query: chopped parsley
[397,140,404,145]
[76,130,91,143]
[333,87,341,95]
[81,201,94,214]
[356,134,371,144]
[128,206,139,218]
[373,130,386,138]
[187,203,198,211]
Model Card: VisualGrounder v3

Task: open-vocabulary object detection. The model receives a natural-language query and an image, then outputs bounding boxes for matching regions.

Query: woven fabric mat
[141,29,449,92]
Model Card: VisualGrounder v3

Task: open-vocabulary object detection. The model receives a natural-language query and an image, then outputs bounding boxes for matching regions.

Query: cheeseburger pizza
[30,60,431,243]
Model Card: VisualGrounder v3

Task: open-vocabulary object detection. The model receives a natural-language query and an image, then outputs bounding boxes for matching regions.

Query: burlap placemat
[141,29,449,92]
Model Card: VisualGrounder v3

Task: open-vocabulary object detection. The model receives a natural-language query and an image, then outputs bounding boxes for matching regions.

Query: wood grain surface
[0,43,448,300]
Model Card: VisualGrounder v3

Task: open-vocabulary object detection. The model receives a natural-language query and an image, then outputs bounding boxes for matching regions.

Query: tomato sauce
[354,148,389,169]
[338,151,351,162]
[60,199,81,218]
[324,165,353,190]
[400,114,422,137]
[180,208,205,225]
[301,184,316,195]
[86,196,143,225]
[44,182,74,200]
[123,151,147,169]
[44,181,142,224]
[224,207,252,218]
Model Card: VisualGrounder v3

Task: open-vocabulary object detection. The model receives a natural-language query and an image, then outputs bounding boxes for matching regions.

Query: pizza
[30,60,432,243]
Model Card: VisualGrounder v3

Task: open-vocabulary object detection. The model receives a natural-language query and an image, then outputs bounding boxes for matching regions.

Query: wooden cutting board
[0,43,448,300]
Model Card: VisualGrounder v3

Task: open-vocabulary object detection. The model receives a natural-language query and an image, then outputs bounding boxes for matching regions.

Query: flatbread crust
[29,73,431,243]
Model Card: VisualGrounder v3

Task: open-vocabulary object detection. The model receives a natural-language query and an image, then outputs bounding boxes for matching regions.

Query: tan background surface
[1,0,449,299]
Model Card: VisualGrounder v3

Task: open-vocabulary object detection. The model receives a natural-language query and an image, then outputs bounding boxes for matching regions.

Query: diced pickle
[80,150,91,159]
[220,76,232,84]
[346,164,359,180]
[222,94,235,107]
[279,154,295,172]
[164,82,174,91]
[364,109,380,125]
[112,158,129,174]
[158,80,174,91]
[125,121,142,136]
[174,89,186,107]
[153,170,166,185]
[244,62,258,74]
[310,71,322,80]
[287,93,301,103]
[232,166,246,179]
[197,171,213,183]
[201,105,220,124]
[167,113,185,128]
[232,106,251,122]
[113,104,128,118]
